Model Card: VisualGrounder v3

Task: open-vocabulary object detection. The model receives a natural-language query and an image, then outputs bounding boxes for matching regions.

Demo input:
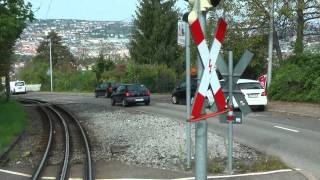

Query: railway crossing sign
[217,50,254,123]
[188,12,227,122]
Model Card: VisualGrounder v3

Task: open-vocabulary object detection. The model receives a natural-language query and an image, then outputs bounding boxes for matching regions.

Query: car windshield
[238,82,263,89]
[127,84,147,92]
[15,82,24,86]
[99,84,107,88]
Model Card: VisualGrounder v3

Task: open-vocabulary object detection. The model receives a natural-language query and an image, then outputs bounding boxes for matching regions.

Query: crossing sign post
[217,50,254,118]
[188,12,228,122]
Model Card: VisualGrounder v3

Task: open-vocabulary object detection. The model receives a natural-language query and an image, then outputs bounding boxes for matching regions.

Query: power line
[45,0,53,19]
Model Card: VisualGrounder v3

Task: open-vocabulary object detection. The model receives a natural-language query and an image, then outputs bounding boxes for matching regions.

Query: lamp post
[267,0,274,88]
[49,38,53,92]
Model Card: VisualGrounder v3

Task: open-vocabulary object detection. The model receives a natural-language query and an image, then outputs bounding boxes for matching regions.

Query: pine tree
[129,0,179,67]
[36,31,76,71]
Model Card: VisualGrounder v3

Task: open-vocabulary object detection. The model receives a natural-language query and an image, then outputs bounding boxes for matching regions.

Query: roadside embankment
[267,101,320,118]
[0,101,27,154]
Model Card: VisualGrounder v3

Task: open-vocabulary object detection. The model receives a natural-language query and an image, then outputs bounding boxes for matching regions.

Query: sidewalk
[267,101,320,118]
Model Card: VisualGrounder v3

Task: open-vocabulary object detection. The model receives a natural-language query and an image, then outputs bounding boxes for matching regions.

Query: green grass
[208,155,288,174]
[0,100,27,153]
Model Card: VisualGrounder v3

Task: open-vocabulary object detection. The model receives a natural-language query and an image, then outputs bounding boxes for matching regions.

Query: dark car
[95,83,108,97]
[106,82,120,98]
[95,82,120,98]
[111,83,150,107]
[171,79,197,104]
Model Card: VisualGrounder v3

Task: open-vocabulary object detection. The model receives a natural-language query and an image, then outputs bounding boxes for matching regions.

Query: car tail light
[125,91,133,97]
[146,90,151,96]
[261,90,267,96]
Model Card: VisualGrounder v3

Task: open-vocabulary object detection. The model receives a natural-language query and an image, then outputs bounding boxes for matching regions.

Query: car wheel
[111,98,115,106]
[172,96,179,104]
[122,99,128,107]
[145,101,150,106]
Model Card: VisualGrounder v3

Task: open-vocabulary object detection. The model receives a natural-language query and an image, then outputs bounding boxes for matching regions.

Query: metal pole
[267,0,274,88]
[49,38,53,92]
[227,50,234,174]
[185,21,192,169]
[195,3,207,179]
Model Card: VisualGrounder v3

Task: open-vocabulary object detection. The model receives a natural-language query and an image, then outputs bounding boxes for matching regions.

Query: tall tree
[293,0,320,54]
[36,31,76,71]
[129,0,179,67]
[0,0,33,100]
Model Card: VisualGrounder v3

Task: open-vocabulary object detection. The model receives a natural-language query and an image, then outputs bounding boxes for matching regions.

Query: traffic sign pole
[227,50,234,174]
[195,10,207,180]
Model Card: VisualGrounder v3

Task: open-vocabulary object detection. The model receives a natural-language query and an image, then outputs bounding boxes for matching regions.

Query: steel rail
[31,103,53,180]
[53,104,93,180]
[19,98,92,180]
[47,106,70,180]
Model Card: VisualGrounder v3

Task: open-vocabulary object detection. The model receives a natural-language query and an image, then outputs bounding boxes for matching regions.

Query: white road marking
[173,169,294,180]
[0,168,296,180]
[274,125,300,133]
[0,169,31,177]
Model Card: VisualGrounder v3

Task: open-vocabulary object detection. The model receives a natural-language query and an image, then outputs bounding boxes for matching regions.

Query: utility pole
[185,20,192,169]
[267,0,274,88]
[49,38,53,92]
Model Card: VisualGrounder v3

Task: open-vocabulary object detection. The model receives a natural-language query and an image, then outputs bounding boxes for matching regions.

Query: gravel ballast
[79,110,258,170]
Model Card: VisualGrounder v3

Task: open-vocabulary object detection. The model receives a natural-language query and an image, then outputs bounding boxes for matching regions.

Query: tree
[92,53,115,82]
[129,0,179,67]
[293,0,320,54]
[37,31,76,71]
[0,0,33,101]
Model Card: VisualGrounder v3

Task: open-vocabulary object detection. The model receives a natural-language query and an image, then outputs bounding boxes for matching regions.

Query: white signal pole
[49,38,53,92]
[267,0,274,88]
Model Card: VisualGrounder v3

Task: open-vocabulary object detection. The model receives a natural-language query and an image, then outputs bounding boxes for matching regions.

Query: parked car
[172,79,267,110]
[111,83,151,107]
[235,79,268,110]
[10,80,26,94]
[171,79,197,104]
[95,82,121,98]
[94,83,108,97]
[171,79,214,106]
[106,82,120,98]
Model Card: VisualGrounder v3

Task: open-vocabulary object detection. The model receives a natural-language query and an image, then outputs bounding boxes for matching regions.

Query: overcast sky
[27,0,187,21]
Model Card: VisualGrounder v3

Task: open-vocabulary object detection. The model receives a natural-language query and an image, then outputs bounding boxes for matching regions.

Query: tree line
[1,0,320,101]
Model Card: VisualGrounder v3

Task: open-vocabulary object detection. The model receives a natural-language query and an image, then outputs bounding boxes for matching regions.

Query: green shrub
[111,63,177,93]
[54,71,97,92]
[0,101,27,152]
[269,53,320,102]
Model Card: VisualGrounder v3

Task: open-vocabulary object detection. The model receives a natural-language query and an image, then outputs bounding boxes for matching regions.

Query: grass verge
[0,100,27,153]
[208,155,288,174]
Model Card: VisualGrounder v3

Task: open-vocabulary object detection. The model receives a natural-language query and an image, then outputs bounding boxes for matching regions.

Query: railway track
[19,98,93,180]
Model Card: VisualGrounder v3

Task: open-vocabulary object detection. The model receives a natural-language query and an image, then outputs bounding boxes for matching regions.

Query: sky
[27,0,187,21]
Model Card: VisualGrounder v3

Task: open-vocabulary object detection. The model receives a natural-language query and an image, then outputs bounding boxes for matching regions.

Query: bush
[104,63,177,93]
[21,58,97,92]
[54,71,97,92]
[269,53,320,103]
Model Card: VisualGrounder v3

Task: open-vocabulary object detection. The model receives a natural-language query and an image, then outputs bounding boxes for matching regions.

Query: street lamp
[49,38,53,92]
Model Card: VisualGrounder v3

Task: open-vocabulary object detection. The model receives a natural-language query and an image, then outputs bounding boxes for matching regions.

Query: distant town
[14,19,320,62]
[14,19,133,60]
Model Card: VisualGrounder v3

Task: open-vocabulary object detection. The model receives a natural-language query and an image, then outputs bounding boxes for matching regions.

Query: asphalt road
[19,92,319,179]
[132,99,320,179]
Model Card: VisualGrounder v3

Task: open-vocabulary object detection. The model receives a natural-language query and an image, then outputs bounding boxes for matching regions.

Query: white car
[233,79,268,110]
[10,81,27,94]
